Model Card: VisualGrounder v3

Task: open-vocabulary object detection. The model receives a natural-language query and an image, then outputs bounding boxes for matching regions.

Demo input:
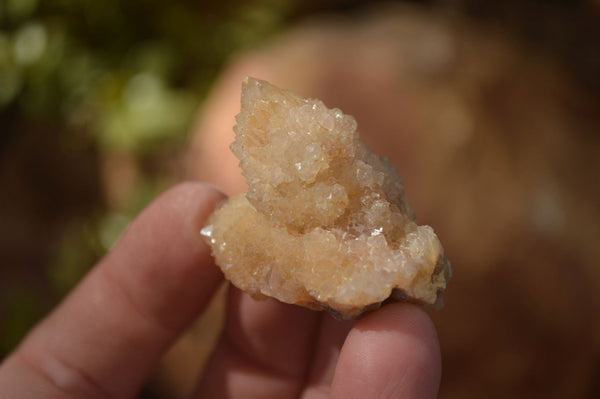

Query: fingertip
[106,181,227,331]
[332,303,441,399]
[361,303,441,393]
[167,181,226,206]
[358,303,440,357]
[146,181,226,233]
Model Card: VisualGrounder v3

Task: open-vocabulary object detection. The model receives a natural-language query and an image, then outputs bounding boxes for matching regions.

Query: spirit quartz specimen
[201,77,451,319]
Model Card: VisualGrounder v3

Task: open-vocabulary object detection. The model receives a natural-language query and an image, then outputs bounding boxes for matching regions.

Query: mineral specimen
[201,77,451,319]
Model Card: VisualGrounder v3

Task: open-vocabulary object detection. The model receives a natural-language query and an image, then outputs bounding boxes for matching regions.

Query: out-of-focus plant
[0,0,292,356]
[1,0,292,152]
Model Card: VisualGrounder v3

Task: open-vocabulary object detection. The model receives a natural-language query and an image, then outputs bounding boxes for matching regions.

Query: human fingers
[0,182,225,399]
[299,314,354,399]
[195,287,320,398]
[330,303,441,399]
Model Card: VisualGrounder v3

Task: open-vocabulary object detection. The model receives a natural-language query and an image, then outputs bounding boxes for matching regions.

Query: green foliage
[0,0,293,359]
[1,0,292,152]
[1,284,43,357]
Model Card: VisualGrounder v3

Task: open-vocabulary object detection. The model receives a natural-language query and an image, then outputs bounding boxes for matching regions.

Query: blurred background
[1,0,599,398]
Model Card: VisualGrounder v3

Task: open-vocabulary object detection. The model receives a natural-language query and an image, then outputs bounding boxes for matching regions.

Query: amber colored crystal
[201,77,451,319]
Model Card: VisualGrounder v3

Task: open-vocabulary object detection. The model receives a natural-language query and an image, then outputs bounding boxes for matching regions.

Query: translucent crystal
[202,77,451,319]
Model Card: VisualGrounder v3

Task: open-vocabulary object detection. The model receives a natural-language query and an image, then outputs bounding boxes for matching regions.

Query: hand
[0,183,441,398]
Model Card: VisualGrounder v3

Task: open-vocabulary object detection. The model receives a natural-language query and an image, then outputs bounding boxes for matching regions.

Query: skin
[0,182,441,398]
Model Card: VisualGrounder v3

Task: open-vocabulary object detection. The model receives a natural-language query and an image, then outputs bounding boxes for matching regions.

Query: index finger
[0,182,225,399]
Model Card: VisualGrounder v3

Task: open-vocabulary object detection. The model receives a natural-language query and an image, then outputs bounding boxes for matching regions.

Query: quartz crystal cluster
[201,77,451,319]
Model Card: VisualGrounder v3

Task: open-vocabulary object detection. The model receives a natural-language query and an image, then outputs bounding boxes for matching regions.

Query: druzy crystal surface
[202,77,451,319]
